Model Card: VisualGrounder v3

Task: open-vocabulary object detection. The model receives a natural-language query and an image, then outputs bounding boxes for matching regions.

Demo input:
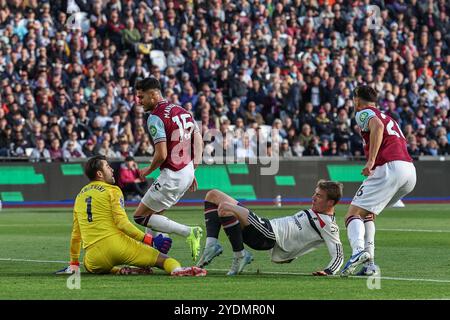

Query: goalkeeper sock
[220,216,244,252]
[147,214,191,237]
[346,216,365,255]
[163,258,182,274]
[204,201,221,240]
[364,215,376,262]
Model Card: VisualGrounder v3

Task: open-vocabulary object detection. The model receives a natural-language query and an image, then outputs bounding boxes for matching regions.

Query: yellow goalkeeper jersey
[69,181,146,263]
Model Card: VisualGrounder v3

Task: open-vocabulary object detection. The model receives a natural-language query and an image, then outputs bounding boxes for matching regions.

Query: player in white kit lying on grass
[197,180,344,276]
[341,85,416,276]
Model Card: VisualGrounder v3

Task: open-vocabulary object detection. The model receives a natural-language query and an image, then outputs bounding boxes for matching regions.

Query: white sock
[205,237,218,247]
[347,217,365,255]
[145,227,168,238]
[364,220,376,263]
[234,250,245,258]
[147,214,191,237]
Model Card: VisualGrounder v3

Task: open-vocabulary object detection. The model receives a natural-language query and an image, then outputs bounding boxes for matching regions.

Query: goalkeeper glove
[153,234,172,254]
[143,234,173,254]
[55,262,79,275]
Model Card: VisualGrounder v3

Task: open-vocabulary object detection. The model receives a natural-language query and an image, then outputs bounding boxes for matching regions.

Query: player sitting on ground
[340,85,416,276]
[133,77,203,262]
[197,180,344,276]
[56,156,206,277]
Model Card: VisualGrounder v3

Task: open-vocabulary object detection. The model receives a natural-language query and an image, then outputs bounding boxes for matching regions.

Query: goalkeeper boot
[356,262,379,276]
[227,250,253,276]
[197,243,223,268]
[341,250,370,277]
[186,226,203,262]
[171,266,207,277]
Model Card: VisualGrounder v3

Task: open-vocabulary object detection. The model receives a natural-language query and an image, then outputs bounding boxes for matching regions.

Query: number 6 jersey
[356,107,412,169]
[147,100,199,172]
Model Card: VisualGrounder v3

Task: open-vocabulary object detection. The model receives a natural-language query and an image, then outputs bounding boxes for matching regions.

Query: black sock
[204,201,221,239]
[220,216,244,252]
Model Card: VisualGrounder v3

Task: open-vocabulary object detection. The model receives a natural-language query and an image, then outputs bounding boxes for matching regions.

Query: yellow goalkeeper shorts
[83,233,160,274]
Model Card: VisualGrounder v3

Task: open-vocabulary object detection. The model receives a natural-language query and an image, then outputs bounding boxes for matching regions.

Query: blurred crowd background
[0,0,449,162]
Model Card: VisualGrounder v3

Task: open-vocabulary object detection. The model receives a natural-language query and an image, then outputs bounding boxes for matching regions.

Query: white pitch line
[208,268,450,284]
[377,228,450,233]
[0,258,68,264]
[0,224,71,227]
[2,258,449,284]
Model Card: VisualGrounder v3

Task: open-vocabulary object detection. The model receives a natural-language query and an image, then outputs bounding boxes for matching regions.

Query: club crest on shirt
[150,125,157,137]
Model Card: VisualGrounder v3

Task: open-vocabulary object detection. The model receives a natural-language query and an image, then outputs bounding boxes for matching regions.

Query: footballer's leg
[114,234,206,276]
[197,190,238,267]
[356,213,378,276]
[341,205,371,276]
[218,202,253,276]
[134,202,191,237]
[134,173,203,261]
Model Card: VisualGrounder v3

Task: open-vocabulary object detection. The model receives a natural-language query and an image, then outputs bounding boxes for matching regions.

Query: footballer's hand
[55,262,79,275]
[152,234,172,254]
[312,269,333,276]
[362,160,375,176]
[189,177,198,192]
[139,167,152,178]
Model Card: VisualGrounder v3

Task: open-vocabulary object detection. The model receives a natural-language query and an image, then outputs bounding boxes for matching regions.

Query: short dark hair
[317,180,344,205]
[135,77,161,91]
[353,85,378,103]
[84,155,107,181]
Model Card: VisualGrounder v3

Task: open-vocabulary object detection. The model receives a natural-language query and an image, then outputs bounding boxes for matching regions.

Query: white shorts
[141,162,195,212]
[351,161,416,215]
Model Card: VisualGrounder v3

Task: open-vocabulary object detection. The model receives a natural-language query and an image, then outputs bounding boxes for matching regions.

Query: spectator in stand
[98,139,118,158]
[83,139,98,158]
[323,141,339,156]
[117,156,149,200]
[49,138,64,162]
[29,138,51,163]
[0,0,448,162]
[63,141,86,161]
[280,139,294,158]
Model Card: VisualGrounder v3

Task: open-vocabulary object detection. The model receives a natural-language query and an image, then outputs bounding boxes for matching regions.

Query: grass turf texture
[0,204,449,300]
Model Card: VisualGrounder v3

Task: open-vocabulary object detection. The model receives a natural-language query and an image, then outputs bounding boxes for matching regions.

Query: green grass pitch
[0,204,449,300]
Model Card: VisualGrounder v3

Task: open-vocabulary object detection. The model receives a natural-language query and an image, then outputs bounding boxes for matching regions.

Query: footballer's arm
[363,117,384,176]
[193,130,203,169]
[313,225,344,276]
[140,141,167,177]
[111,190,147,242]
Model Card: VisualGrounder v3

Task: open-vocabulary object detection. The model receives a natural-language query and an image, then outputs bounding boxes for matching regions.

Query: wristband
[143,234,153,246]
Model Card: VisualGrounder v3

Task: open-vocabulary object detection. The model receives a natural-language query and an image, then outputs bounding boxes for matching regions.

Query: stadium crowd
[0,0,449,162]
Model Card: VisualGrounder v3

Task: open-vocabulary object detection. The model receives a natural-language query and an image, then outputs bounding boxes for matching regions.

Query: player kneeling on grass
[197,180,344,276]
[56,156,206,277]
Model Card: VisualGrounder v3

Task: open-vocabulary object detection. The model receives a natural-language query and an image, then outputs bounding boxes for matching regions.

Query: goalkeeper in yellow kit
[56,155,206,277]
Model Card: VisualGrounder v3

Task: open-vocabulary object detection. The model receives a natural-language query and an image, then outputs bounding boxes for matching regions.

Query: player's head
[311,180,343,213]
[85,155,115,184]
[135,77,162,111]
[353,85,378,111]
